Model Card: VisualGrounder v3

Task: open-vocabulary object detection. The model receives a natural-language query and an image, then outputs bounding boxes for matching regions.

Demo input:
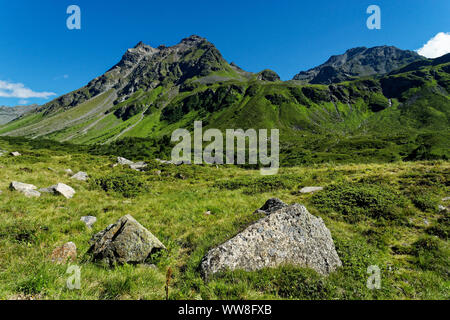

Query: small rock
[71,171,89,181]
[129,162,147,171]
[80,216,97,228]
[87,215,166,266]
[39,187,56,194]
[51,242,77,264]
[205,211,212,215]
[22,189,41,198]
[423,219,430,226]
[117,157,134,165]
[442,197,450,202]
[10,151,21,157]
[254,198,288,215]
[65,169,74,175]
[53,183,76,199]
[299,186,324,194]
[438,205,449,212]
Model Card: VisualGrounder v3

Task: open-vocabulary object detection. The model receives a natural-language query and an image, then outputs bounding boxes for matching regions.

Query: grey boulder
[87,215,166,266]
[200,203,342,279]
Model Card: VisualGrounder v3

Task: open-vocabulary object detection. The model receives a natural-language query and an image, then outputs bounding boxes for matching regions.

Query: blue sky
[0,0,449,106]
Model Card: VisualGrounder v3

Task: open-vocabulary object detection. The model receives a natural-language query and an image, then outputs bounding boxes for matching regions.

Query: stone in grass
[10,151,21,157]
[129,162,148,172]
[253,198,288,215]
[65,169,74,175]
[51,242,77,264]
[87,214,166,267]
[10,181,37,192]
[39,187,56,194]
[53,183,76,199]
[71,171,89,181]
[442,197,450,202]
[200,203,342,279]
[80,216,97,228]
[117,157,134,165]
[10,181,41,198]
[299,186,324,194]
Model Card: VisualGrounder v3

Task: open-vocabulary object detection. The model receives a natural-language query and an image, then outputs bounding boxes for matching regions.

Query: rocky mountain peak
[293,45,425,84]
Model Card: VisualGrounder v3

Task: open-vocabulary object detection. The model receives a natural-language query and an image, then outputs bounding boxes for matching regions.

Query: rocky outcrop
[293,46,425,84]
[257,69,281,82]
[200,203,341,279]
[87,215,166,266]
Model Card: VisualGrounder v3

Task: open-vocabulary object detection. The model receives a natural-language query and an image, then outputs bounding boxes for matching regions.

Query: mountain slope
[0,104,38,125]
[293,46,425,84]
[0,37,448,163]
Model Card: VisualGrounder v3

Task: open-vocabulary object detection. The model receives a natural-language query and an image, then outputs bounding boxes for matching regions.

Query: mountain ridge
[0,36,448,163]
[293,45,426,84]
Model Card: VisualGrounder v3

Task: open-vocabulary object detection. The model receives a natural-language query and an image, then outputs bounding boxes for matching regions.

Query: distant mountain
[293,46,425,84]
[0,36,448,162]
[39,35,252,116]
[0,104,39,125]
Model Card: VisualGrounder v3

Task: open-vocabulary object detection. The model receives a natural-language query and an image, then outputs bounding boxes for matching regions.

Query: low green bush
[311,183,406,222]
[214,174,301,195]
[91,173,148,198]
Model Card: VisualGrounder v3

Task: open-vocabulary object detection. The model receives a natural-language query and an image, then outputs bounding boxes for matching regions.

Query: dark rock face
[257,69,281,82]
[293,46,425,84]
[87,215,166,266]
[200,204,342,279]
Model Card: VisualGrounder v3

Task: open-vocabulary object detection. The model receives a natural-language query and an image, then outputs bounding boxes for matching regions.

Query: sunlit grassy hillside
[0,139,448,300]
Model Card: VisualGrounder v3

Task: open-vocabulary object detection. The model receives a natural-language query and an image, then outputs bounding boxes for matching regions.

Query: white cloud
[0,80,56,99]
[18,99,29,105]
[417,32,450,59]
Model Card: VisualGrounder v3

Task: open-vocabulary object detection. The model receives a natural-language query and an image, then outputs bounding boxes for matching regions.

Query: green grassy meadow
[0,139,448,300]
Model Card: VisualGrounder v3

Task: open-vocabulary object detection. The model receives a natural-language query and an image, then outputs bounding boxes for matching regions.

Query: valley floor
[0,143,448,300]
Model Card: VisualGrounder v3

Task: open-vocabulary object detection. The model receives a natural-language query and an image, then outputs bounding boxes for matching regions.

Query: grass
[0,139,448,300]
